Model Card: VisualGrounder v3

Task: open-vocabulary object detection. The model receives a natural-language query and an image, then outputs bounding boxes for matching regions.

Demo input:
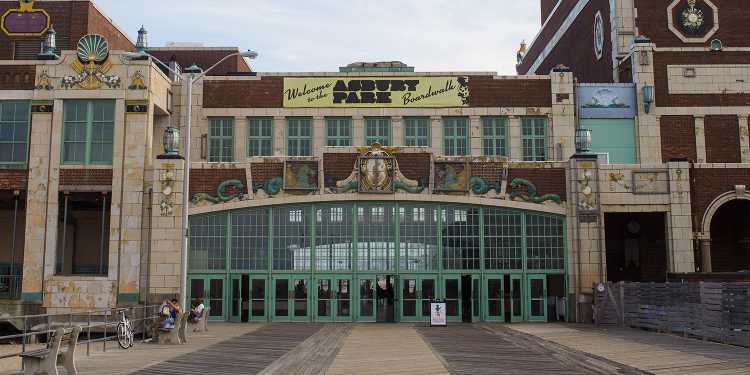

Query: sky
[94,0,541,75]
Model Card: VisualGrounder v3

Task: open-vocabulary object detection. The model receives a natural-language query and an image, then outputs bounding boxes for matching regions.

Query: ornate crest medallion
[1,0,50,37]
[593,11,604,61]
[681,0,704,30]
[61,34,121,90]
[358,143,395,193]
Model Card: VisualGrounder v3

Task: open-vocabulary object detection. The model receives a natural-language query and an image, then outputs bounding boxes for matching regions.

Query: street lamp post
[123,48,257,309]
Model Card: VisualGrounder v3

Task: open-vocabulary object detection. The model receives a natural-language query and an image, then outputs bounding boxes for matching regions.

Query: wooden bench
[20,326,81,375]
[157,311,185,345]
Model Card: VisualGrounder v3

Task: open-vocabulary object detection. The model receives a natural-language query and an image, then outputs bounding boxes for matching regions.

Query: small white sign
[430,302,447,326]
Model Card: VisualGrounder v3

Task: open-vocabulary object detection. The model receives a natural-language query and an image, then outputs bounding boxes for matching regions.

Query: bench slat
[20,349,50,359]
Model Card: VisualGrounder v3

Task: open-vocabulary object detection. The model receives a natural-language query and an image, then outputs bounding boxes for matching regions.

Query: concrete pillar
[430,116,442,155]
[273,116,285,156]
[352,116,364,147]
[694,116,706,163]
[509,116,522,160]
[666,161,695,273]
[312,116,325,156]
[21,102,54,303]
[392,116,403,147]
[233,116,246,161]
[631,40,662,164]
[148,159,185,302]
[469,115,481,156]
[739,115,749,163]
[550,69,576,159]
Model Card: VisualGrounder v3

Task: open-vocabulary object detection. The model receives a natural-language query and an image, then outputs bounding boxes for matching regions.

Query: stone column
[430,116,442,155]
[114,101,150,305]
[631,39,662,164]
[739,115,750,163]
[40,100,64,307]
[700,239,712,273]
[234,116,246,162]
[509,116,522,160]
[312,116,325,156]
[694,116,706,163]
[469,115,482,156]
[273,116,285,156]
[550,69,576,159]
[352,116,364,147]
[392,116,403,147]
[148,159,185,302]
[667,161,695,273]
[21,102,54,303]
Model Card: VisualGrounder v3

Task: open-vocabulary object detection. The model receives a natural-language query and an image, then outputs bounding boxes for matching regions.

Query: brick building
[0,0,745,324]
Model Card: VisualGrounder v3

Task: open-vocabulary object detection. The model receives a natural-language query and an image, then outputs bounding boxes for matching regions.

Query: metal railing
[0,304,163,369]
[0,275,22,300]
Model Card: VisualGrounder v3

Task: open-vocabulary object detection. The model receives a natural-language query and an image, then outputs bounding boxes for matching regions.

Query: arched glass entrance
[187,202,567,323]
[710,199,750,272]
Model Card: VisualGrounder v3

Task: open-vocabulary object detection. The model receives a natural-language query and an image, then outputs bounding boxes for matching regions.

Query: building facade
[0,0,746,324]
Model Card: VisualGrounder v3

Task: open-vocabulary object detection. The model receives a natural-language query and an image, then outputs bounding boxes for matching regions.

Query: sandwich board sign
[430,300,447,326]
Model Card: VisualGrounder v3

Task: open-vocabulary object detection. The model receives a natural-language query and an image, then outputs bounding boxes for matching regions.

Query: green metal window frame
[62,100,115,165]
[521,117,548,161]
[482,116,508,156]
[0,100,30,167]
[364,117,391,146]
[326,117,352,147]
[286,117,312,156]
[208,117,234,162]
[247,117,273,157]
[443,117,469,156]
[403,117,430,147]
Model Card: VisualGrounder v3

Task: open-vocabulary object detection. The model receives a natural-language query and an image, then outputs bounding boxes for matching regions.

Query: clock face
[593,12,604,60]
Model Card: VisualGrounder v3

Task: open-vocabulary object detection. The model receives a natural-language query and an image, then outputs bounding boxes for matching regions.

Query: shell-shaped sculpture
[77,34,109,64]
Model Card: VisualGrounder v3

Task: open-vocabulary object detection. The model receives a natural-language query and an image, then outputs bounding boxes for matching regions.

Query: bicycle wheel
[117,322,132,349]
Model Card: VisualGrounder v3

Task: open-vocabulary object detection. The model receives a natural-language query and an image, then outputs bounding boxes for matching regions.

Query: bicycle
[116,310,134,349]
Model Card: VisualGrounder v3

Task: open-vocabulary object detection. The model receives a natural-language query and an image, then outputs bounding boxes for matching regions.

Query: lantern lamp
[575,128,593,154]
[642,85,654,114]
[38,26,57,60]
[158,126,183,159]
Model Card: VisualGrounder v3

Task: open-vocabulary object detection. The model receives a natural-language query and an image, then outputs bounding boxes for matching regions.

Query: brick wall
[0,169,28,190]
[691,168,750,230]
[470,162,504,186]
[323,154,357,186]
[634,0,749,48]
[660,115,697,162]
[467,76,551,107]
[86,2,134,51]
[517,0,613,83]
[704,115,740,163]
[189,168,247,198]
[508,168,567,198]
[540,0,559,24]
[395,153,430,184]
[59,169,113,186]
[249,162,283,187]
[203,77,283,108]
[0,65,35,90]
[653,51,750,107]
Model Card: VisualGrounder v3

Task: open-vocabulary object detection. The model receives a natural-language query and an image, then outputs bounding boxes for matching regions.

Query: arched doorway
[710,199,750,272]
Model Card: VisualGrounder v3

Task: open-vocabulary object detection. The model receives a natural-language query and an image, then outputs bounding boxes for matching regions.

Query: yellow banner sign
[283,76,470,108]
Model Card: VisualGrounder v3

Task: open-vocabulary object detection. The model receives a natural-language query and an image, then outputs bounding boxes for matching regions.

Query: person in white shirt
[189,298,205,323]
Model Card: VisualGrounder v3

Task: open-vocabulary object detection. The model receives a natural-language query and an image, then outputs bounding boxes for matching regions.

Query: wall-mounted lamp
[710,39,722,52]
[157,126,183,159]
[642,85,654,114]
[37,25,57,60]
[575,128,593,154]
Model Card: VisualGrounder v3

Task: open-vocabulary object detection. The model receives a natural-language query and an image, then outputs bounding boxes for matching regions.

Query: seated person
[189,298,205,324]
[159,298,181,329]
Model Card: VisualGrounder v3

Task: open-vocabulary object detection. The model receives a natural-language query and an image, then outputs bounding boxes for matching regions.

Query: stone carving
[682,0,704,30]
[632,171,669,194]
[434,162,469,192]
[576,163,598,212]
[509,178,562,204]
[34,70,53,90]
[284,161,318,191]
[253,177,283,197]
[128,70,147,90]
[61,34,121,90]
[330,143,424,194]
[159,166,175,216]
[192,179,246,204]
[608,172,631,191]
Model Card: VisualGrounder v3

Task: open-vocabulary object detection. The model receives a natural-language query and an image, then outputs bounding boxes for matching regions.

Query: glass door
[443,276,461,322]
[334,277,352,322]
[527,275,547,322]
[484,276,504,322]
[230,275,242,322]
[291,276,310,321]
[188,276,226,321]
[357,276,376,322]
[472,276,480,322]
[316,277,334,322]
[400,275,437,321]
[510,274,523,322]
[272,276,291,322]
[249,277,267,322]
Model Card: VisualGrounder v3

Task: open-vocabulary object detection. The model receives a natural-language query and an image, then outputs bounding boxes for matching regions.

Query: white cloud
[96,0,540,74]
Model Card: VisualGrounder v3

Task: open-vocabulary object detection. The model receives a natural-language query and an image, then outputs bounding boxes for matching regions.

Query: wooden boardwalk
[417,324,642,375]
[131,324,322,375]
